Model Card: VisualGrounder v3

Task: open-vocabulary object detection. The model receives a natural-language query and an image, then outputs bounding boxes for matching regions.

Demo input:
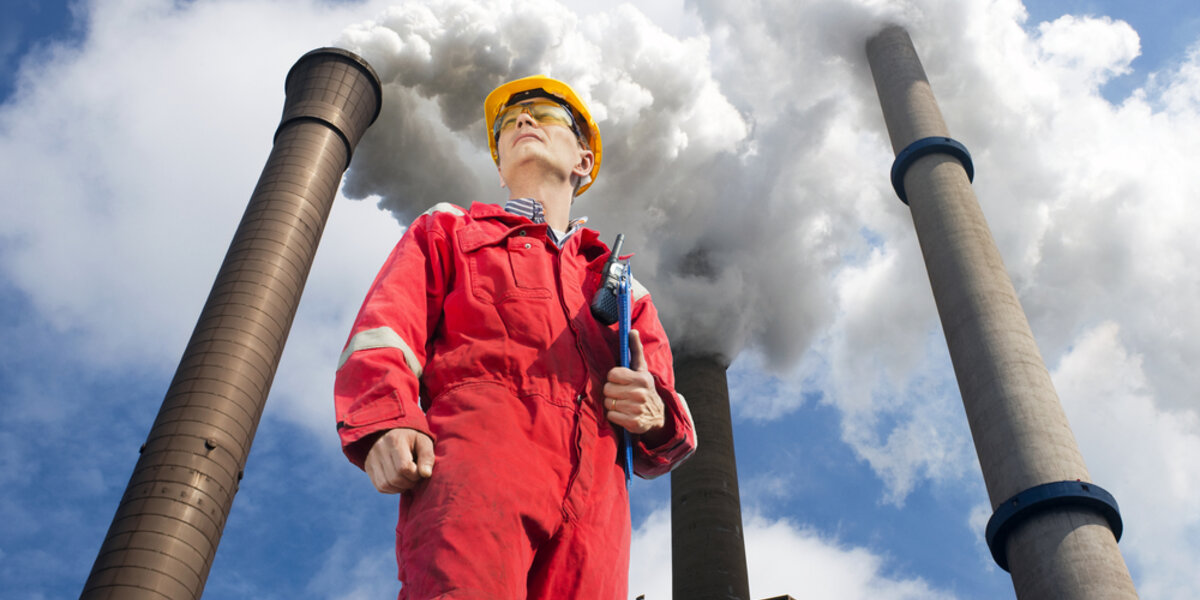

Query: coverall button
[524,243,532,249]
[518,230,527,236]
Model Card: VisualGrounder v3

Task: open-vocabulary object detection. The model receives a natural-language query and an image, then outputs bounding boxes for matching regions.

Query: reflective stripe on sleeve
[676,392,695,432]
[668,391,698,470]
[421,202,466,217]
[631,276,650,301]
[336,326,423,378]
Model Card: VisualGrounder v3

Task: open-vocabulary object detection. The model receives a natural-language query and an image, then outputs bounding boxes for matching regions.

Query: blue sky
[3,1,1200,598]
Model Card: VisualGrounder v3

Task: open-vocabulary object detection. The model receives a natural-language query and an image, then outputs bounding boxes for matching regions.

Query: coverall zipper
[551,240,589,521]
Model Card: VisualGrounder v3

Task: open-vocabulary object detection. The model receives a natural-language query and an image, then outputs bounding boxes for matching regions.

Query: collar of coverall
[463,202,610,265]
[503,197,588,232]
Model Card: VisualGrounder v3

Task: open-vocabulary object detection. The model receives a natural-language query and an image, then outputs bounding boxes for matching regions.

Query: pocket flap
[457,222,511,253]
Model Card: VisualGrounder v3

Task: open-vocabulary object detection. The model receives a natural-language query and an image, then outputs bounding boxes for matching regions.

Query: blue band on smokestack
[890,136,974,204]
[985,480,1123,572]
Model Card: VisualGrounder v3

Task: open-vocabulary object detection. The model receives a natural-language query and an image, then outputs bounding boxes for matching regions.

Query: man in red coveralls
[334,76,696,599]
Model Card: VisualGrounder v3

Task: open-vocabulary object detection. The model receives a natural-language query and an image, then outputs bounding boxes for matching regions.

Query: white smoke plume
[334,0,870,365]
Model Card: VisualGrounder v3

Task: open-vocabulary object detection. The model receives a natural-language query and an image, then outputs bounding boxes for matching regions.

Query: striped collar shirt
[503,197,587,247]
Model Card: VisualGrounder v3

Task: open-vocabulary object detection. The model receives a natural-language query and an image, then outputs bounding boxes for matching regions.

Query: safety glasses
[492,99,581,141]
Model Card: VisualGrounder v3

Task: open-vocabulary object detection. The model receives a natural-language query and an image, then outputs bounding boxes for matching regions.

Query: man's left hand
[604,329,666,444]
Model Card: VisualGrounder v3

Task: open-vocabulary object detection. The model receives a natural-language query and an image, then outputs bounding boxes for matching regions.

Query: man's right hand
[364,428,435,494]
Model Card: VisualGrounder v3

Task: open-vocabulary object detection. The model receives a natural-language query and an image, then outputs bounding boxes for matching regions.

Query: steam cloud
[335,0,905,366]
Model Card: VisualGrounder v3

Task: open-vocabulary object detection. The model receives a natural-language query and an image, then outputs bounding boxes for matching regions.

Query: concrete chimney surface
[81,48,381,600]
[868,23,1088,507]
[865,26,950,153]
[866,25,1136,600]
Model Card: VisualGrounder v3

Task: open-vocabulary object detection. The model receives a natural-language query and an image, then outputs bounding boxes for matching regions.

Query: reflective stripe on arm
[670,392,697,466]
[421,202,466,217]
[676,392,695,434]
[336,326,424,377]
[631,276,650,301]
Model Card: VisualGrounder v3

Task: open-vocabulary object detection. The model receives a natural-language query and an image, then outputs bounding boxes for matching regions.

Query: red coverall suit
[334,201,697,599]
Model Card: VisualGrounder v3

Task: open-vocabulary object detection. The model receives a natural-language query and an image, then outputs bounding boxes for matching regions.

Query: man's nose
[515,109,537,128]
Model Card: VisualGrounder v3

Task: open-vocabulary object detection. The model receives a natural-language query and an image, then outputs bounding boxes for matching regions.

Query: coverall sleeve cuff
[339,415,434,470]
[633,375,697,479]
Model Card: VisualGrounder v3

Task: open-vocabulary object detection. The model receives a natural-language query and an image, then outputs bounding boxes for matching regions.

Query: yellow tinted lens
[493,100,575,138]
[494,110,520,137]
[528,103,573,128]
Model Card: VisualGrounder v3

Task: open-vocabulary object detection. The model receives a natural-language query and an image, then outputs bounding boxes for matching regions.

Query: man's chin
[506,150,554,170]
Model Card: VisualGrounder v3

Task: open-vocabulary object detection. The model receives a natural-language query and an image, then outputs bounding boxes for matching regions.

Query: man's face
[495,98,593,189]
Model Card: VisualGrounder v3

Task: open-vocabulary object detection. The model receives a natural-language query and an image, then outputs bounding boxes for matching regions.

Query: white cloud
[304,536,399,600]
[0,0,396,372]
[823,246,972,504]
[630,508,957,599]
[746,513,958,600]
[1035,15,1140,90]
[628,508,673,599]
[1053,322,1200,599]
[1154,40,1200,113]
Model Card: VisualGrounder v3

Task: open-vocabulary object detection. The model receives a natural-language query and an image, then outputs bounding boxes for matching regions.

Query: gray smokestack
[865,26,1136,599]
[80,48,381,600]
[671,355,750,600]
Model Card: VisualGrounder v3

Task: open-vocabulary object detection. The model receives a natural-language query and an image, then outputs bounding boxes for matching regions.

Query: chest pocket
[457,224,555,304]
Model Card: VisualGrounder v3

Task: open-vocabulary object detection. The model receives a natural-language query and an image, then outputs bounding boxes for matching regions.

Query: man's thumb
[629,329,648,371]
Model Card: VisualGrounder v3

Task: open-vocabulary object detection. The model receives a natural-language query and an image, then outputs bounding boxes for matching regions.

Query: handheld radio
[590,234,634,483]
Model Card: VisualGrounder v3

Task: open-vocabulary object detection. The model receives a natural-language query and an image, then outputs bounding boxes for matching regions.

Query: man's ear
[573,149,595,178]
[497,166,507,189]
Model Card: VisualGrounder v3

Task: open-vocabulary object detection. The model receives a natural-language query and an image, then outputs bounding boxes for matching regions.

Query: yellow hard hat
[485,75,602,195]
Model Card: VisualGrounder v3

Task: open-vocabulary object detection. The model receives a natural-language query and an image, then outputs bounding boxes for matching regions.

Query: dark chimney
[81,48,381,599]
[671,354,751,600]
